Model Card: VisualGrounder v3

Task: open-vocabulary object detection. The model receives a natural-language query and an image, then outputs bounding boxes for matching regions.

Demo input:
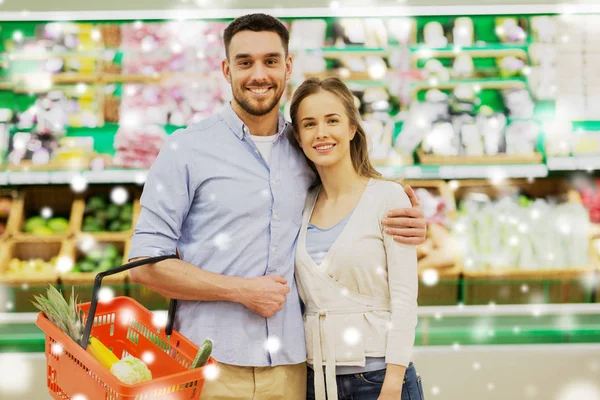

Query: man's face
[222,31,292,117]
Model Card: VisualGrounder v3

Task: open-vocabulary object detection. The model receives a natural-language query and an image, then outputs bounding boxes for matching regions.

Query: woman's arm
[380,184,419,396]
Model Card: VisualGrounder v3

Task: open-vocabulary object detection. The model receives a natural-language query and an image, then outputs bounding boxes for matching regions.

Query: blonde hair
[289,77,383,180]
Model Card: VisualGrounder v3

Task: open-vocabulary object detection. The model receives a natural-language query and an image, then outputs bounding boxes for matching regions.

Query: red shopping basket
[35,255,217,399]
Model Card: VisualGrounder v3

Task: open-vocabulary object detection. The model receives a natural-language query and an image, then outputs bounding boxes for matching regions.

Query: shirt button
[271,179,277,185]
[273,213,279,221]
[271,247,277,253]
[255,150,259,154]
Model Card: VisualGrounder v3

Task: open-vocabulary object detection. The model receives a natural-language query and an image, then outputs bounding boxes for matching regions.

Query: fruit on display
[23,215,70,235]
[452,191,590,271]
[418,223,457,270]
[578,179,600,224]
[82,195,133,233]
[414,187,452,225]
[74,243,122,273]
[6,257,57,276]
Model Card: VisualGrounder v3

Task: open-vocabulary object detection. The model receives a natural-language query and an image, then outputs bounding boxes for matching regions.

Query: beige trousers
[199,361,307,400]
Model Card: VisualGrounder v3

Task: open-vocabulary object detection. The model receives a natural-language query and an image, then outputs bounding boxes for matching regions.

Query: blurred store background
[1,1,600,399]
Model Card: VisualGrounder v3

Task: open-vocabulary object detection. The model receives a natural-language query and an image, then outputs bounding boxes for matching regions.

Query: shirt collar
[219,102,291,141]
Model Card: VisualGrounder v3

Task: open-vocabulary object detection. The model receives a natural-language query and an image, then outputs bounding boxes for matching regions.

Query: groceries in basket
[32,284,213,386]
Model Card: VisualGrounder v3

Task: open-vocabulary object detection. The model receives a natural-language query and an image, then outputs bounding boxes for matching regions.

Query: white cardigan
[295,179,418,400]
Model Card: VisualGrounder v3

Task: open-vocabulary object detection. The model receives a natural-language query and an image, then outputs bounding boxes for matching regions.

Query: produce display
[6,257,57,276]
[0,197,12,236]
[418,223,457,270]
[452,191,590,271]
[23,214,70,235]
[82,195,133,233]
[73,243,122,273]
[414,187,453,225]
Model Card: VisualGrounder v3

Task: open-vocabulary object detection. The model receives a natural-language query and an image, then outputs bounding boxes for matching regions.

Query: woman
[289,77,424,400]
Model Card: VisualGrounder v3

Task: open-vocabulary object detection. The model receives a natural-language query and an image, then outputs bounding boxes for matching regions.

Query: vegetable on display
[83,195,133,233]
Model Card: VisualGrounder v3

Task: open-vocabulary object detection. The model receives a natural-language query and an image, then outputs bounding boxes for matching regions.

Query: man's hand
[382,185,427,245]
[238,275,290,318]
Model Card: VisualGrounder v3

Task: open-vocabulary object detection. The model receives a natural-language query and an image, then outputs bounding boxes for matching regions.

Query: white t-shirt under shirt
[249,134,277,165]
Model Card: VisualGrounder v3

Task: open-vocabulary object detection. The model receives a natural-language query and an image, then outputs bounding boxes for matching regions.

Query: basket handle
[80,254,179,350]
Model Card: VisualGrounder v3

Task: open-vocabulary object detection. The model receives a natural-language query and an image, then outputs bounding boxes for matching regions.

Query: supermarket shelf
[410,43,529,53]
[1,169,148,185]
[547,156,600,171]
[3,303,600,353]
[376,164,548,180]
[0,164,551,185]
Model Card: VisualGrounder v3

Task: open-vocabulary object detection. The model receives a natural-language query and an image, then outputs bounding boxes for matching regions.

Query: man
[128,13,427,400]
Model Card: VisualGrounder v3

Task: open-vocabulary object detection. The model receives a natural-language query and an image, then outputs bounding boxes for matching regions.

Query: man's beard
[232,84,282,117]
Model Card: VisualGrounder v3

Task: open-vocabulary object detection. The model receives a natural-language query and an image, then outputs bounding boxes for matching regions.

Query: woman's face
[295,90,355,169]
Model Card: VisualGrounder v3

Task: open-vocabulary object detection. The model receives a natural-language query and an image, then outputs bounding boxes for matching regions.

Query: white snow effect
[51,343,64,356]
[153,311,168,328]
[265,336,281,354]
[41,206,53,219]
[110,186,129,205]
[78,235,97,253]
[135,172,147,185]
[0,353,33,394]
[431,386,441,396]
[434,312,442,320]
[76,83,87,95]
[343,327,361,346]
[341,288,349,297]
[473,362,481,371]
[56,256,74,273]
[98,287,115,304]
[72,395,88,400]
[213,233,232,250]
[421,269,439,286]
[71,175,88,193]
[141,351,156,365]
[452,342,461,351]
[91,29,102,42]
[119,309,135,326]
[557,381,600,400]
[521,284,529,293]
[203,364,219,381]
[488,383,495,391]
[449,180,459,191]
[513,326,521,334]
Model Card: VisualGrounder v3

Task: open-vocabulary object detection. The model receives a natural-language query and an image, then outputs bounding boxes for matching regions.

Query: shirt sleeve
[382,183,419,367]
[128,130,194,260]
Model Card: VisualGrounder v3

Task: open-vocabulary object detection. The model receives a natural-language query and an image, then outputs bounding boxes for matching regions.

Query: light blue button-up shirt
[129,103,316,367]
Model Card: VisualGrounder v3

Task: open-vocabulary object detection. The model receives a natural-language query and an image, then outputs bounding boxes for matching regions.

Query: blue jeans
[306,362,424,400]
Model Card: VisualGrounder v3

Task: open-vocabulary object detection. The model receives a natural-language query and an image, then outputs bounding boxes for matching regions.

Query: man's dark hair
[223,13,289,59]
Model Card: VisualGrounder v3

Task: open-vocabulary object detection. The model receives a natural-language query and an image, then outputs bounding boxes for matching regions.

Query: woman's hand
[382,185,427,245]
[377,387,402,400]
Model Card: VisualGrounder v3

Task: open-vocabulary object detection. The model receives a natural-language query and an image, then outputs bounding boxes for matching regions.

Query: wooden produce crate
[71,184,141,241]
[417,148,543,165]
[453,178,580,205]
[10,186,78,239]
[59,235,129,303]
[0,189,19,240]
[454,178,597,304]
[418,265,462,306]
[462,267,598,305]
[0,237,65,312]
